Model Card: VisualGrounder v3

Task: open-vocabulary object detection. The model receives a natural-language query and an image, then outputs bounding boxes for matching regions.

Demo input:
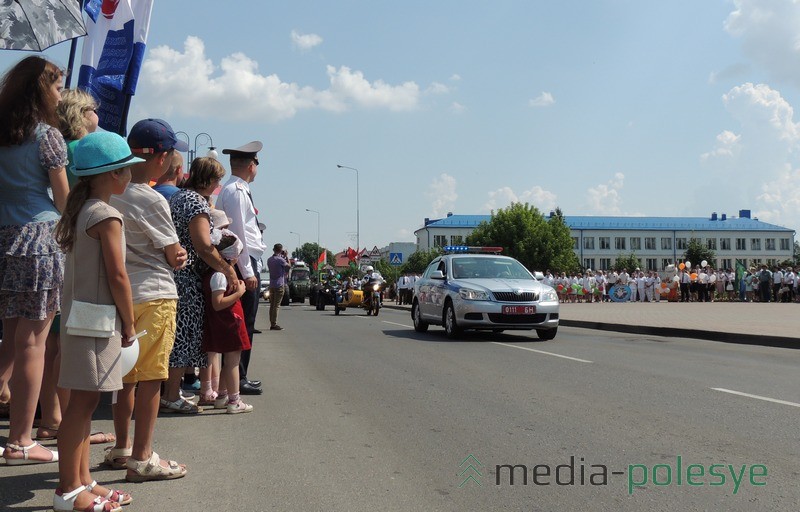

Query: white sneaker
[226,399,253,414]
[213,395,229,409]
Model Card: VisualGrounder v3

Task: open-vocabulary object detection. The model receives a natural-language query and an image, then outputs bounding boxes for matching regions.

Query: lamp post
[175,131,217,169]
[305,208,320,265]
[336,164,359,264]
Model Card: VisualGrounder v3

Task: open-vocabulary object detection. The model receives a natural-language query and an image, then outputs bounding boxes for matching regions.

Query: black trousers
[235,256,260,381]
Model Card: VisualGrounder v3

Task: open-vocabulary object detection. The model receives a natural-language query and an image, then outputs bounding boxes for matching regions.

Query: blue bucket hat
[73,132,145,177]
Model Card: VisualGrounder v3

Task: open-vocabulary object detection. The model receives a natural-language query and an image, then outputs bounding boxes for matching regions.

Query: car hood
[455,278,547,292]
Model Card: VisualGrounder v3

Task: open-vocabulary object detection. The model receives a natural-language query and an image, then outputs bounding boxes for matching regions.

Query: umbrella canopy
[0,0,86,51]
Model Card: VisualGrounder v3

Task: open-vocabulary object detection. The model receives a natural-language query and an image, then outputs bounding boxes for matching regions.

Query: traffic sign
[389,252,403,265]
[369,245,381,258]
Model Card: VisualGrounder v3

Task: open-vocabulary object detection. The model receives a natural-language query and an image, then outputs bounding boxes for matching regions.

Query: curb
[384,304,799,349]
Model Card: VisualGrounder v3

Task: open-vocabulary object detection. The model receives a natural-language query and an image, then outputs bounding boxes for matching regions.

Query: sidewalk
[385,301,800,349]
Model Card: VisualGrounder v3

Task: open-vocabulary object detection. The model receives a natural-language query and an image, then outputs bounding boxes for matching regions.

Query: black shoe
[242,379,262,388]
[240,382,263,395]
[252,329,262,334]
[270,325,283,331]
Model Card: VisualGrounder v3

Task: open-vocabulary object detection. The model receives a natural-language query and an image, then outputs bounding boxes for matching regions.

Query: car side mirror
[431,270,445,280]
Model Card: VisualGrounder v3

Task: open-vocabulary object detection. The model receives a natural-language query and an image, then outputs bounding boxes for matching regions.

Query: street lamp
[289,231,301,254]
[305,208,320,263]
[175,131,217,169]
[337,164,359,264]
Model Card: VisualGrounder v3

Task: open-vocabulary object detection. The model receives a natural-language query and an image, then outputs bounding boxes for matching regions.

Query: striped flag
[77,0,154,135]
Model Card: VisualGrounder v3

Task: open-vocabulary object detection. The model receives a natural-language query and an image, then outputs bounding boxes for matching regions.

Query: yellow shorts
[123,299,177,384]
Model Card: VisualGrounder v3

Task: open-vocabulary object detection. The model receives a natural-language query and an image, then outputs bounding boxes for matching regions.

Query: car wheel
[412,301,428,332]
[334,304,340,316]
[281,291,290,306]
[443,302,462,339]
[316,302,323,311]
[537,327,557,340]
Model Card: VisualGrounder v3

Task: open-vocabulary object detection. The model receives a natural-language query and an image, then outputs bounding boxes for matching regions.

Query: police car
[411,246,559,339]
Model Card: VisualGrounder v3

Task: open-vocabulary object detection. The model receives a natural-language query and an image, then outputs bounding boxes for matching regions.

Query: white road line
[383,321,413,328]
[490,342,593,363]
[711,388,800,408]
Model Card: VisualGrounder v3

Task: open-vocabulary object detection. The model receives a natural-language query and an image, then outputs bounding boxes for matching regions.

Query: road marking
[711,388,800,408]
[383,321,412,328]
[491,342,593,363]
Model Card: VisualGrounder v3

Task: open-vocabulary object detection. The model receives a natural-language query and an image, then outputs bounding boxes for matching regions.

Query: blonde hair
[54,177,92,252]
[168,151,183,175]
[56,89,97,140]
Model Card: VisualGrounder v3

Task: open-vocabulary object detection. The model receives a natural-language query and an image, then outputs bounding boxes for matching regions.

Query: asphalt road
[2,302,799,511]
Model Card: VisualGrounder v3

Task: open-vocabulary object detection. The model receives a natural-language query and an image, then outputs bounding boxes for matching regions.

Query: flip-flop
[34,426,59,441]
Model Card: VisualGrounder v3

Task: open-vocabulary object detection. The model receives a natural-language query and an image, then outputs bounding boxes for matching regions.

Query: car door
[428,258,450,319]
[416,259,440,319]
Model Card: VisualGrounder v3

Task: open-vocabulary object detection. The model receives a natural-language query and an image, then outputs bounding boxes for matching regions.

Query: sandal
[197,391,218,407]
[89,432,116,445]
[3,441,58,465]
[34,425,59,441]
[159,397,201,414]
[86,480,132,506]
[101,446,132,469]
[125,452,187,482]
[53,486,121,512]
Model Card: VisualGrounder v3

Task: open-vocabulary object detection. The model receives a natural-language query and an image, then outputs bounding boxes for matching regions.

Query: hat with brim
[73,132,145,177]
[209,208,231,229]
[222,141,263,160]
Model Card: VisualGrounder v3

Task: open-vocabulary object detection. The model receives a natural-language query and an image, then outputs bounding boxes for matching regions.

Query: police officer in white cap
[216,141,266,395]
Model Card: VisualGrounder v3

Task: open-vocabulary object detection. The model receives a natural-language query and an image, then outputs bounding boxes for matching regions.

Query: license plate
[502,305,536,315]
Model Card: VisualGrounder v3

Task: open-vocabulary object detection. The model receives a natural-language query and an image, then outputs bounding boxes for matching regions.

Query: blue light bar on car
[443,246,503,254]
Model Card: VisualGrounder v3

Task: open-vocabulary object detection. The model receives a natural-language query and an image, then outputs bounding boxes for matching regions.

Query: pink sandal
[87,480,132,506]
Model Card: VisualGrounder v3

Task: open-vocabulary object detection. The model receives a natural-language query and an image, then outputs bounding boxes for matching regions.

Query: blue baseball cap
[73,132,145,177]
[127,118,189,154]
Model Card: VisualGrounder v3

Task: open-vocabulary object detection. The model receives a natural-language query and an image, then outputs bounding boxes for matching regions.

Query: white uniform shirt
[216,175,267,279]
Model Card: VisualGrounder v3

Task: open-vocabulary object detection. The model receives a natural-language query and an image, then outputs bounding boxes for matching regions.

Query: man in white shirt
[771,267,784,303]
[216,141,267,395]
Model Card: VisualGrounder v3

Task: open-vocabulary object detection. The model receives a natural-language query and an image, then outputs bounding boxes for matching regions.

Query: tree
[401,248,442,274]
[465,203,579,273]
[682,237,715,268]
[291,243,334,270]
[613,253,640,272]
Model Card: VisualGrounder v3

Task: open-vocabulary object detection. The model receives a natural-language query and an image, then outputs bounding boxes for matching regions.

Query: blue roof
[421,214,793,232]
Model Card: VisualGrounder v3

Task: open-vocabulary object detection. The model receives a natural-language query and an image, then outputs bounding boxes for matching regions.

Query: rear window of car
[451,257,533,280]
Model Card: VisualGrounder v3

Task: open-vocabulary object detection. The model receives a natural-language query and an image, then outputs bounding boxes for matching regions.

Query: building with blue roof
[414,210,795,271]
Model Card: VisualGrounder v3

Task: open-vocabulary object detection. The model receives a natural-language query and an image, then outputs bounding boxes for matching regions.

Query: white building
[414,211,795,271]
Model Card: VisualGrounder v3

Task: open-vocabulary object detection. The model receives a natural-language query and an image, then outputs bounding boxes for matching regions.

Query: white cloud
[426,82,449,94]
[450,101,466,113]
[724,0,800,87]
[136,37,422,122]
[587,173,625,215]
[529,91,555,108]
[427,173,458,217]
[450,74,461,81]
[482,186,557,213]
[702,82,800,230]
[291,30,323,51]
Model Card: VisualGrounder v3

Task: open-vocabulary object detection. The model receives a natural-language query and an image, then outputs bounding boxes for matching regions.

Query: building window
[599,258,611,270]
[765,238,775,251]
[661,258,672,270]
[583,258,595,271]
[706,238,717,250]
[646,258,657,271]
[752,258,762,265]
[433,235,447,247]
[450,235,463,245]
[721,258,732,270]
[615,237,626,250]
[720,238,731,250]
[661,238,672,250]
[645,237,656,250]
[676,238,687,250]
[766,258,778,266]
[630,237,641,251]
[736,238,746,250]
[780,238,791,251]
[572,237,579,250]
[583,237,595,250]
[750,238,761,251]
[599,237,611,250]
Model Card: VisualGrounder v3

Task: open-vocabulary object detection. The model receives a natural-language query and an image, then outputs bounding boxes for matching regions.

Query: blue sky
[3,0,800,253]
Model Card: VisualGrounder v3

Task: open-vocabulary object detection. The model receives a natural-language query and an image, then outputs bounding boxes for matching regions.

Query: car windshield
[291,269,310,281]
[451,257,533,280]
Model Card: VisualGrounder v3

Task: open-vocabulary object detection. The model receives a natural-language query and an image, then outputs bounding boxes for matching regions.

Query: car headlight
[459,288,489,300]
[540,289,558,302]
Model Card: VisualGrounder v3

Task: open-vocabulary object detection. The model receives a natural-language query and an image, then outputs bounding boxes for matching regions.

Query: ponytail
[54,178,92,252]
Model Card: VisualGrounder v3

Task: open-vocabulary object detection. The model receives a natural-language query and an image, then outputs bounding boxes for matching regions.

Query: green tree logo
[458,454,483,487]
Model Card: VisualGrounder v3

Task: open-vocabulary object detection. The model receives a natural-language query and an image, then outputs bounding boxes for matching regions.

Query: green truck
[286,261,311,304]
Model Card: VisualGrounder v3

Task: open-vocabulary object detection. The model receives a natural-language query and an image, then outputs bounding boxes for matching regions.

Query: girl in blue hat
[52,131,143,512]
